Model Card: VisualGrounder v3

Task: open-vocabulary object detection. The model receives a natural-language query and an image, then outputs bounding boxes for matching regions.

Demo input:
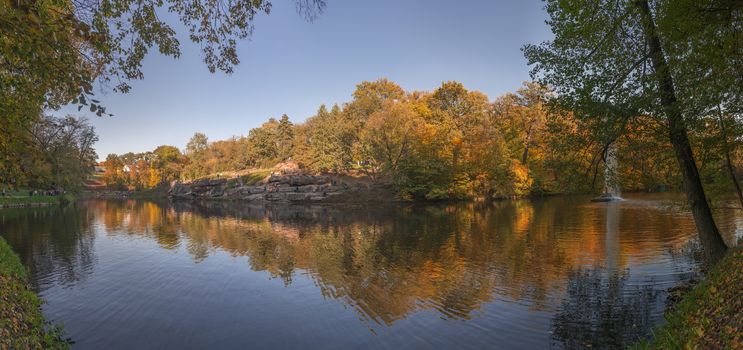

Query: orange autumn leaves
[101,79,693,198]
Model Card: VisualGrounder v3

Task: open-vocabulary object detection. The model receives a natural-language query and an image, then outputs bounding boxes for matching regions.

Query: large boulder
[169,183,193,198]
[207,186,225,197]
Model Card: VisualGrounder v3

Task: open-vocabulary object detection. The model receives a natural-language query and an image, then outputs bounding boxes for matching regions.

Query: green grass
[631,246,742,349]
[0,194,74,207]
[0,196,58,205]
[240,170,272,186]
[0,238,69,349]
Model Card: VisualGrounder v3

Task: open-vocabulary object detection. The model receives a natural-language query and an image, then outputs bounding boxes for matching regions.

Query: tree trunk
[636,0,728,263]
[522,125,533,165]
[717,106,743,208]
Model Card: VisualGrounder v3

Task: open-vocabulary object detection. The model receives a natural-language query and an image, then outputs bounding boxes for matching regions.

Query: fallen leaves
[0,239,69,349]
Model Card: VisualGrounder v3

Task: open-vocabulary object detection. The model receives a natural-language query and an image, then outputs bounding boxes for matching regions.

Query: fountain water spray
[592,142,623,202]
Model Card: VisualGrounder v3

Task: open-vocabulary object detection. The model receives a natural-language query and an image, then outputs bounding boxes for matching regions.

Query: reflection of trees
[1,195,727,345]
[550,268,660,349]
[0,204,95,291]
[79,196,710,329]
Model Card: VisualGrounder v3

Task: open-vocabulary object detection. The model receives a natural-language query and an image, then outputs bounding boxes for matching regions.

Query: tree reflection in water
[0,204,96,291]
[0,195,736,349]
[550,268,661,349]
[550,202,662,349]
[91,198,705,326]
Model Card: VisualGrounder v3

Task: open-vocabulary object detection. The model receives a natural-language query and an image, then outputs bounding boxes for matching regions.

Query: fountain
[592,142,623,202]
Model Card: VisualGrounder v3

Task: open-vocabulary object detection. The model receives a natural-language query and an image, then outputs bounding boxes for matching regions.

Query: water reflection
[0,195,739,349]
[550,267,661,349]
[0,206,96,290]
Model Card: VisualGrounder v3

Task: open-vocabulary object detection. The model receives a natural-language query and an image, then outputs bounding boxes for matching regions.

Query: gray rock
[208,179,227,186]
[193,179,210,187]
[244,186,266,194]
[242,193,265,201]
[296,185,317,193]
[287,193,310,201]
[267,175,289,184]
[208,186,225,197]
[265,193,286,201]
[224,187,242,197]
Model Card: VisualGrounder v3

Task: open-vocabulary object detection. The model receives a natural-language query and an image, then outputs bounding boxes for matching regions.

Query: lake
[1,194,740,349]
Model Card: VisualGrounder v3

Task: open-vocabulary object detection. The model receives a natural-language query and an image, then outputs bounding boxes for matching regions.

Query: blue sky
[65,0,552,159]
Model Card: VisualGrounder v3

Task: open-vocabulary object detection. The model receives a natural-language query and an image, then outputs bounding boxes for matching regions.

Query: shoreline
[0,202,57,209]
[0,238,69,349]
[0,195,74,209]
[631,246,742,349]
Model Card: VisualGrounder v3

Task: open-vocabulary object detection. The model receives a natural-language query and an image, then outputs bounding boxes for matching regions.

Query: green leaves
[0,238,70,349]
[26,115,99,191]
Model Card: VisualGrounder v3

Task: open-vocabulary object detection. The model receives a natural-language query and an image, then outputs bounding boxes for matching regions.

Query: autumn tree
[26,115,98,190]
[391,82,515,199]
[523,0,740,262]
[102,145,185,189]
[153,145,186,183]
[184,132,209,179]
[357,100,421,181]
[204,138,250,173]
[102,154,126,189]
[246,118,280,167]
[1,0,325,187]
[346,79,406,128]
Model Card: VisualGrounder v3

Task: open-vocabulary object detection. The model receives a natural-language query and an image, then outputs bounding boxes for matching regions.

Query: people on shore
[25,189,62,197]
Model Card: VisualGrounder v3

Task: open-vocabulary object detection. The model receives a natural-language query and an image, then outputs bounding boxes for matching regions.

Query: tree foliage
[1,0,325,188]
[99,77,743,207]
[523,0,741,261]
[103,145,186,190]
[18,115,98,190]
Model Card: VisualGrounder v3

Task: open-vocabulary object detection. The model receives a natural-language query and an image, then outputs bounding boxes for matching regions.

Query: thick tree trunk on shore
[636,0,728,263]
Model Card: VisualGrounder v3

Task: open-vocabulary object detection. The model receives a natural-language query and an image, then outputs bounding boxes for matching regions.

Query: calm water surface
[1,194,740,349]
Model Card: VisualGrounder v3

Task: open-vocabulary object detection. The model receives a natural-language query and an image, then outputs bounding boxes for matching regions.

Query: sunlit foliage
[98,77,743,202]
[1,0,324,189]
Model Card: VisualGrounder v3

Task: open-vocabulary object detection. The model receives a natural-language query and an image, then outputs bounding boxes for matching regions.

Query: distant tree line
[100,79,743,201]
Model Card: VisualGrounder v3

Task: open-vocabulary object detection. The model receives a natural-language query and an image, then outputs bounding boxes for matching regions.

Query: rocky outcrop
[169,174,388,203]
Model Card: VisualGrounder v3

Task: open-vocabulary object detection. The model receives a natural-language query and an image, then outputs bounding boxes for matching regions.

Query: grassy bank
[0,238,69,349]
[632,247,742,349]
[0,194,74,208]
